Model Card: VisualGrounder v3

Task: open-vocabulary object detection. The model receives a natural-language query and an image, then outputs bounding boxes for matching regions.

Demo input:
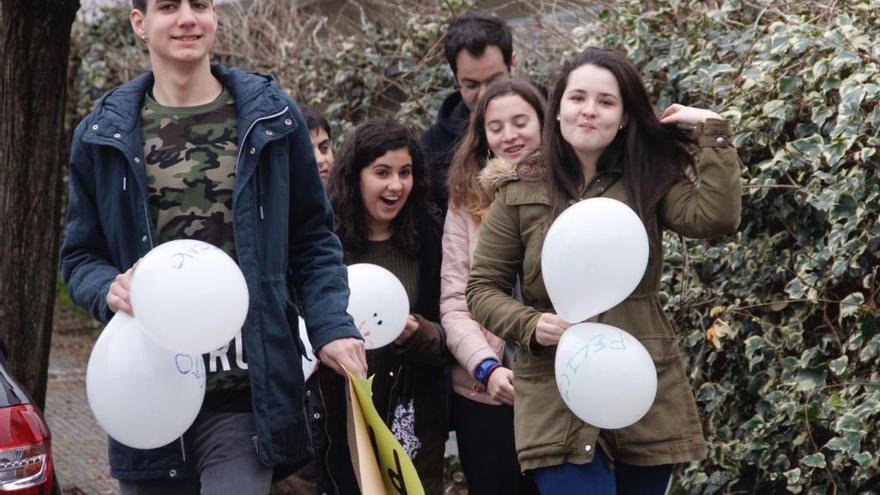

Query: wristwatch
[474,358,500,385]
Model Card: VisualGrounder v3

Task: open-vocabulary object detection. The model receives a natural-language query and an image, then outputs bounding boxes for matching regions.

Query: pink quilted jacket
[440,206,506,405]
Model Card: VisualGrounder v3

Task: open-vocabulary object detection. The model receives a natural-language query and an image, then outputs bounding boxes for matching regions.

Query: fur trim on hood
[478,153,547,198]
[478,156,518,195]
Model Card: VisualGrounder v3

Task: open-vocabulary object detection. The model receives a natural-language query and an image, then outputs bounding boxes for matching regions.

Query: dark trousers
[452,393,538,495]
[118,411,273,495]
[530,449,673,495]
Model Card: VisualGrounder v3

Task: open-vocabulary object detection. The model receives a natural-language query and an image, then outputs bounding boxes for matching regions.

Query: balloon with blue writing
[554,322,657,429]
[346,263,409,349]
[130,239,249,354]
[86,312,206,449]
[541,198,649,323]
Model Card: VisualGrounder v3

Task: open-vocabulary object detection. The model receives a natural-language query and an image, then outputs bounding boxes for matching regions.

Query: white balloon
[130,239,249,354]
[86,313,206,449]
[555,323,657,430]
[346,263,409,349]
[541,197,649,323]
[298,317,317,380]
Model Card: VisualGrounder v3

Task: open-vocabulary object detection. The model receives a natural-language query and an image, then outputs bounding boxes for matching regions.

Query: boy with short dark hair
[61,1,367,494]
[301,106,334,186]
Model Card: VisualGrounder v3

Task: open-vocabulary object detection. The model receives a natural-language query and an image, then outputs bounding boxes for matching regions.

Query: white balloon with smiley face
[346,263,410,349]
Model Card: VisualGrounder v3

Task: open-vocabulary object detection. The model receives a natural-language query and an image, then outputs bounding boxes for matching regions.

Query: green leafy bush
[570,2,879,492]
[68,1,879,492]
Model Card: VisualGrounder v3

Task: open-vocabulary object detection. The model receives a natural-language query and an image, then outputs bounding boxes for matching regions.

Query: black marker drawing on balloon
[170,243,217,269]
[357,312,383,348]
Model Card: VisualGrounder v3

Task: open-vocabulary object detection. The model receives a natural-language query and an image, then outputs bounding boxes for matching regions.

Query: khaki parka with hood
[466,119,742,471]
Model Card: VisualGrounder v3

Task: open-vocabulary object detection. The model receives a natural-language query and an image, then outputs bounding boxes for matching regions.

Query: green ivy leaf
[800,453,827,468]
[762,99,788,119]
[853,452,873,466]
[830,193,858,222]
[840,292,865,320]
[785,278,807,299]
[794,369,827,392]
[828,355,848,376]
[744,335,766,364]
[783,467,802,484]
[824,391,847,410]
[825,436,853,453]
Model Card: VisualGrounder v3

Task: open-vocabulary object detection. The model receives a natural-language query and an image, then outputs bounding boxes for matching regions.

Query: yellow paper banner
[346,370,425,495]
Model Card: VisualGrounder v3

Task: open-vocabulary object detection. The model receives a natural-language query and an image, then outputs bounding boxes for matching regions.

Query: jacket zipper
[142,197,155,249]
[386,365,404,421]
[257,165,264,221]
[131,161,155,249]
[233,106,289,175]
[233,106,289,225]
[317,377,341,494]
[109,142,154,250]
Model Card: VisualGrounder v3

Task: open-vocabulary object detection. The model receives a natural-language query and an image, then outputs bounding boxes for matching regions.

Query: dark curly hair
[326,117,429,258]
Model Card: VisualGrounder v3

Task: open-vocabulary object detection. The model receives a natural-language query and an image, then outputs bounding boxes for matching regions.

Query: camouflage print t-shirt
[142,89,251,412]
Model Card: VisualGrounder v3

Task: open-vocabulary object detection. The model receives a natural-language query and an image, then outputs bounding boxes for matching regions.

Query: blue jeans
[118,411,273,495]
[530,449,672,495]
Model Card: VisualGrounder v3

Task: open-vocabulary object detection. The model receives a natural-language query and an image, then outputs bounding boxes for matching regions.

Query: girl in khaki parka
[466,48,742,494]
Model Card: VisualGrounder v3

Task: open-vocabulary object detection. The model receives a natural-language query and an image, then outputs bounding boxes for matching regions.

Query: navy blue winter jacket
[421,91,469,216]
[60,65,361,480]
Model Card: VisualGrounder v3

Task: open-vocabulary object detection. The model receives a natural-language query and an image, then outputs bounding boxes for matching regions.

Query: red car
[0,346,57,494]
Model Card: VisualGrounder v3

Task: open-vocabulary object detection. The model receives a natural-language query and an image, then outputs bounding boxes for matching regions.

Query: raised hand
[659,104,723,126]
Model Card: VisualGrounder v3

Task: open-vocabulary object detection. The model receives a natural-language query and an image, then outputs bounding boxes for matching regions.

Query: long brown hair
[326,117,429,258]
[545,47,696,239]
[447,78,547,220]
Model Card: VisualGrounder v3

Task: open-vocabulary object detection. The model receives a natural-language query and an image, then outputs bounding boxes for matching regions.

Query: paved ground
[45,308,117,495]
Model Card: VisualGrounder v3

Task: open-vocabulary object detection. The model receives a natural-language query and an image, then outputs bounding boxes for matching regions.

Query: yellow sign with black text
[346,370,424,495]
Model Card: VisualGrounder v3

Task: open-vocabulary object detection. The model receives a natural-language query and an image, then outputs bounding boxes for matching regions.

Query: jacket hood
[89,64,285,139]
[435,91,470,137]
[478,156,518,195]
[478,152,547,196]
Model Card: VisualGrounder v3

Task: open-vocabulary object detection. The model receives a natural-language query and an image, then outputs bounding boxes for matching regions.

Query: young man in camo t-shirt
[142,89,251,411]
[60,1,368,493]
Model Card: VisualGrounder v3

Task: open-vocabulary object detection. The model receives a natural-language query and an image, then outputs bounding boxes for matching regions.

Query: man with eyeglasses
[422,10,515,215]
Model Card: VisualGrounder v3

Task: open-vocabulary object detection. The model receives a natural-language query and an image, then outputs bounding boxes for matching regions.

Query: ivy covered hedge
[576,3,880,493]
[68,1,878,492]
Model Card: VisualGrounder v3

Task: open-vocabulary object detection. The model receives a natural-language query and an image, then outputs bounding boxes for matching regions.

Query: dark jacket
[61,65,361,480]
[308,214,448,495]
[422,91,470,215]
